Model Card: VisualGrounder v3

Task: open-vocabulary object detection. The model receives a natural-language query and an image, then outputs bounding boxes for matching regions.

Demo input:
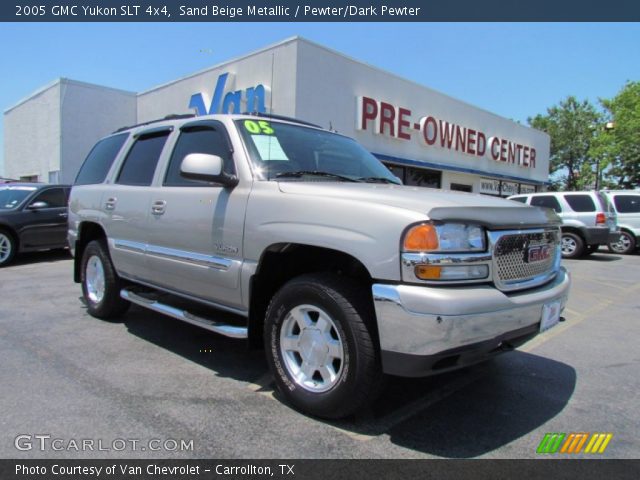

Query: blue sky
[1,22,639,176]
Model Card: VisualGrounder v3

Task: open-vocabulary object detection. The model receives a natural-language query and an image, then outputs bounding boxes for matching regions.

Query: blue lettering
[222,90,242,114]
[189,72,267,115]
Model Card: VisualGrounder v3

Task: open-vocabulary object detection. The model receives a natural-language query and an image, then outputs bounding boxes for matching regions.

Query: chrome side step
[120,288,248,339]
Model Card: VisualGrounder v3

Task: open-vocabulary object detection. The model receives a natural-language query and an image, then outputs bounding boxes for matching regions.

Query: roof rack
[243,111,322,129]
[113,113,196,133]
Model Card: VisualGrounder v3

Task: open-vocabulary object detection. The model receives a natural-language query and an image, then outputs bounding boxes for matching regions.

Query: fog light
[415,264,489,281]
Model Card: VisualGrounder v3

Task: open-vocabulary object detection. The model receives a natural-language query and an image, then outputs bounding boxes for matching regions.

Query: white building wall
[4,82,61,182]
[293,39,550,187]
[60,80,136,184]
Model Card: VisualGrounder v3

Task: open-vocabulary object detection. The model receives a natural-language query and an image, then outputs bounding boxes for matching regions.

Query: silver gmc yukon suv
[69,114,571,418]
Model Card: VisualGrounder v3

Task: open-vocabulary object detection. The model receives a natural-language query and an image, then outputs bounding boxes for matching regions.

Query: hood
[277,182,560,228]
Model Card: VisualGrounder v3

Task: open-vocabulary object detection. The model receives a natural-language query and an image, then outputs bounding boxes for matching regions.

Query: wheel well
[73,222,107,282]
[0,225,18,249]
[248,244,375,349]
[561,226,585,241]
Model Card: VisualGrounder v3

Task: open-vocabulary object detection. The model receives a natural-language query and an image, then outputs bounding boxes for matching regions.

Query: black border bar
[3,0,640,22]
[2,459,640,480]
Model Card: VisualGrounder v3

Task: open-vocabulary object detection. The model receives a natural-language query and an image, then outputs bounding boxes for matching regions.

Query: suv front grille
[492,229,559,291]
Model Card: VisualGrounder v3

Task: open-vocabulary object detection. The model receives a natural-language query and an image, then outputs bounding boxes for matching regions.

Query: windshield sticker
[244,119,274,135]
[252,135,289,161]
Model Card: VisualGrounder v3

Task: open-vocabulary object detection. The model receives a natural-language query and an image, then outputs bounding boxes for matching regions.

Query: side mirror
[180,153,238,187]
[27,201,48,210]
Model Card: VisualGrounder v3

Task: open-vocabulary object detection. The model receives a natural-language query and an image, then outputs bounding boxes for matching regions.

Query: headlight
[403,222,486,252]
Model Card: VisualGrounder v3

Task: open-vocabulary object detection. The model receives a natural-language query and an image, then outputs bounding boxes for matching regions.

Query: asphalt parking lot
[1,248,638,459]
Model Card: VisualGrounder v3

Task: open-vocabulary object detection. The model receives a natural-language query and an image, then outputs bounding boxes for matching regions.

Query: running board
[120,288,248,339]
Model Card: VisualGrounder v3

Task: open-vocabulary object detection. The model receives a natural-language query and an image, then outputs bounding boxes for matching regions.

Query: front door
[144,121,249,311]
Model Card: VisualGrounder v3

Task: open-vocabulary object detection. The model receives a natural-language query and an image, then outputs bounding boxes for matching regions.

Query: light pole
[596,122,615,190]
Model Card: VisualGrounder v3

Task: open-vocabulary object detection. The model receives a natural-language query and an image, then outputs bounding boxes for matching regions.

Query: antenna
[269,52,275,114]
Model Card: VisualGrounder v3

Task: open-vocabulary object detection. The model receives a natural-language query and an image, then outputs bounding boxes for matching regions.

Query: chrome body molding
[121,289,248,339]
[112,238,232,270]
[372,267,570,362]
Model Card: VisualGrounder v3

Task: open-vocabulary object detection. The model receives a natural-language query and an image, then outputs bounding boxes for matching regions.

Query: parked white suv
[601,190,640,254]
[508,191,619,259]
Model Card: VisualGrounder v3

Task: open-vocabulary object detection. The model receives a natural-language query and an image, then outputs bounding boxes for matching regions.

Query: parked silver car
[69,113,570,418]
[508,191,619,259]
[601,190,640,254]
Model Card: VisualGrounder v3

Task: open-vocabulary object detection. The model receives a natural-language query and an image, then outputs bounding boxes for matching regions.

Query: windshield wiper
[357,176,401,184]
[275,171,358,182]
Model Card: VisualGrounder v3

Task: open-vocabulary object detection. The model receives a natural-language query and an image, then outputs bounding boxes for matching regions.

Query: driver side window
[164,127,235,186]
[30,188,67,208]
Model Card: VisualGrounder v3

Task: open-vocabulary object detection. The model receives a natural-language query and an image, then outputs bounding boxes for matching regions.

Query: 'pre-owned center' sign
[357,96,537,169]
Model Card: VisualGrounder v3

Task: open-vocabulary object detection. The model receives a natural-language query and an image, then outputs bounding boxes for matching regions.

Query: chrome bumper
[372,267,570,376]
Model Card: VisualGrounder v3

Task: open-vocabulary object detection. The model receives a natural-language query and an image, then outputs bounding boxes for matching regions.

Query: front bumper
[372,267,571,377]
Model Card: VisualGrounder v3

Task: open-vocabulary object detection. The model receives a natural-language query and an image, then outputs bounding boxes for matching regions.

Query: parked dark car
[0,183,71,266]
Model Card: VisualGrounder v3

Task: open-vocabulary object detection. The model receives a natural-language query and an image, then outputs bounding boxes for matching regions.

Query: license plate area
[540,299,562,332]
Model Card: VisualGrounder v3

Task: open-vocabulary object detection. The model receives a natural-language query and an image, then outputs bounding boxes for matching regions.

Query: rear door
[144,120,249,310]
[102,127,171,281]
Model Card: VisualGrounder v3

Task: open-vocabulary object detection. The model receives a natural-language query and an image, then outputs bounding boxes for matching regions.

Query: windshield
[0,186,36,210]
[235,119,401,184]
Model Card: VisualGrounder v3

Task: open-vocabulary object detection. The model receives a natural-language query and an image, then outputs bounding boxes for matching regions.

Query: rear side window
[564,194,596,212]
[530,195,562,213]
[164,126,234,186]
[75,133,128,185]
[614,195,640,213]
[510,196,527,204]
[116,131,170,186]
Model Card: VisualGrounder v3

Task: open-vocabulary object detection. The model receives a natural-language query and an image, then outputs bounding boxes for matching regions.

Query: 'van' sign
[189,73,267,115]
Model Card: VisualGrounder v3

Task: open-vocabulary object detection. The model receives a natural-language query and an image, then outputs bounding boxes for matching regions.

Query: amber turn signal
[403,224,439,251]
[415,265,442,280]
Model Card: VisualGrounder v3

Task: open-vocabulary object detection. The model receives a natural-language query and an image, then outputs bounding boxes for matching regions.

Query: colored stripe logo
[537,433,613,454]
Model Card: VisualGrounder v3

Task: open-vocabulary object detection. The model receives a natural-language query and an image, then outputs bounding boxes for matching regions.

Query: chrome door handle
[151,200,166,215]
[105,197,117,210]
[59,213,68,217]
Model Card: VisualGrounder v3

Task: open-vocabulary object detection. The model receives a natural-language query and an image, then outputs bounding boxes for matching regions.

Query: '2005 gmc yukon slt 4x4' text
[68,114,571,418]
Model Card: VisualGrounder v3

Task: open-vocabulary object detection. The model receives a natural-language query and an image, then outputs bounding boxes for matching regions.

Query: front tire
[264,273,381,419]
[0,229,17,267]
[561,232,584,259]
[608,231,636,255]
[81,240,130,319]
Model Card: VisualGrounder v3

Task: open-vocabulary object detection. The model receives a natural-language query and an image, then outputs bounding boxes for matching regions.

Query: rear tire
[608,231,636,255]
[264,273,381,419]
[561,232,584,259]
[81,240,130,319]
[0,229,17,267]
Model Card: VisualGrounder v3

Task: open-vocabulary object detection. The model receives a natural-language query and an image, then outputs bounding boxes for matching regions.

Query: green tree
[592,81,640,189]
[528,96,602,191]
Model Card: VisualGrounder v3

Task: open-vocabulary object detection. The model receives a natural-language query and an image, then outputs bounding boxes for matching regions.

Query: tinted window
[564,194,596,212]
[614,195,640,213]
[0,187,36,210]
[530,195,562,213]
[75,133,128,185]
[117,132,169,186]
[405,167,441,188]
[164,127,234,186]
[510,196,527,203]
[31,188,67,208]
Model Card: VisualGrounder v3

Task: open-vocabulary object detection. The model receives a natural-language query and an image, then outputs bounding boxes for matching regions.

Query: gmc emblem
[526,244,551,263]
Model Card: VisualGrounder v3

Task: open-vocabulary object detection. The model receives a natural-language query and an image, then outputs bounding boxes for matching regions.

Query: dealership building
[3,37,549,196]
